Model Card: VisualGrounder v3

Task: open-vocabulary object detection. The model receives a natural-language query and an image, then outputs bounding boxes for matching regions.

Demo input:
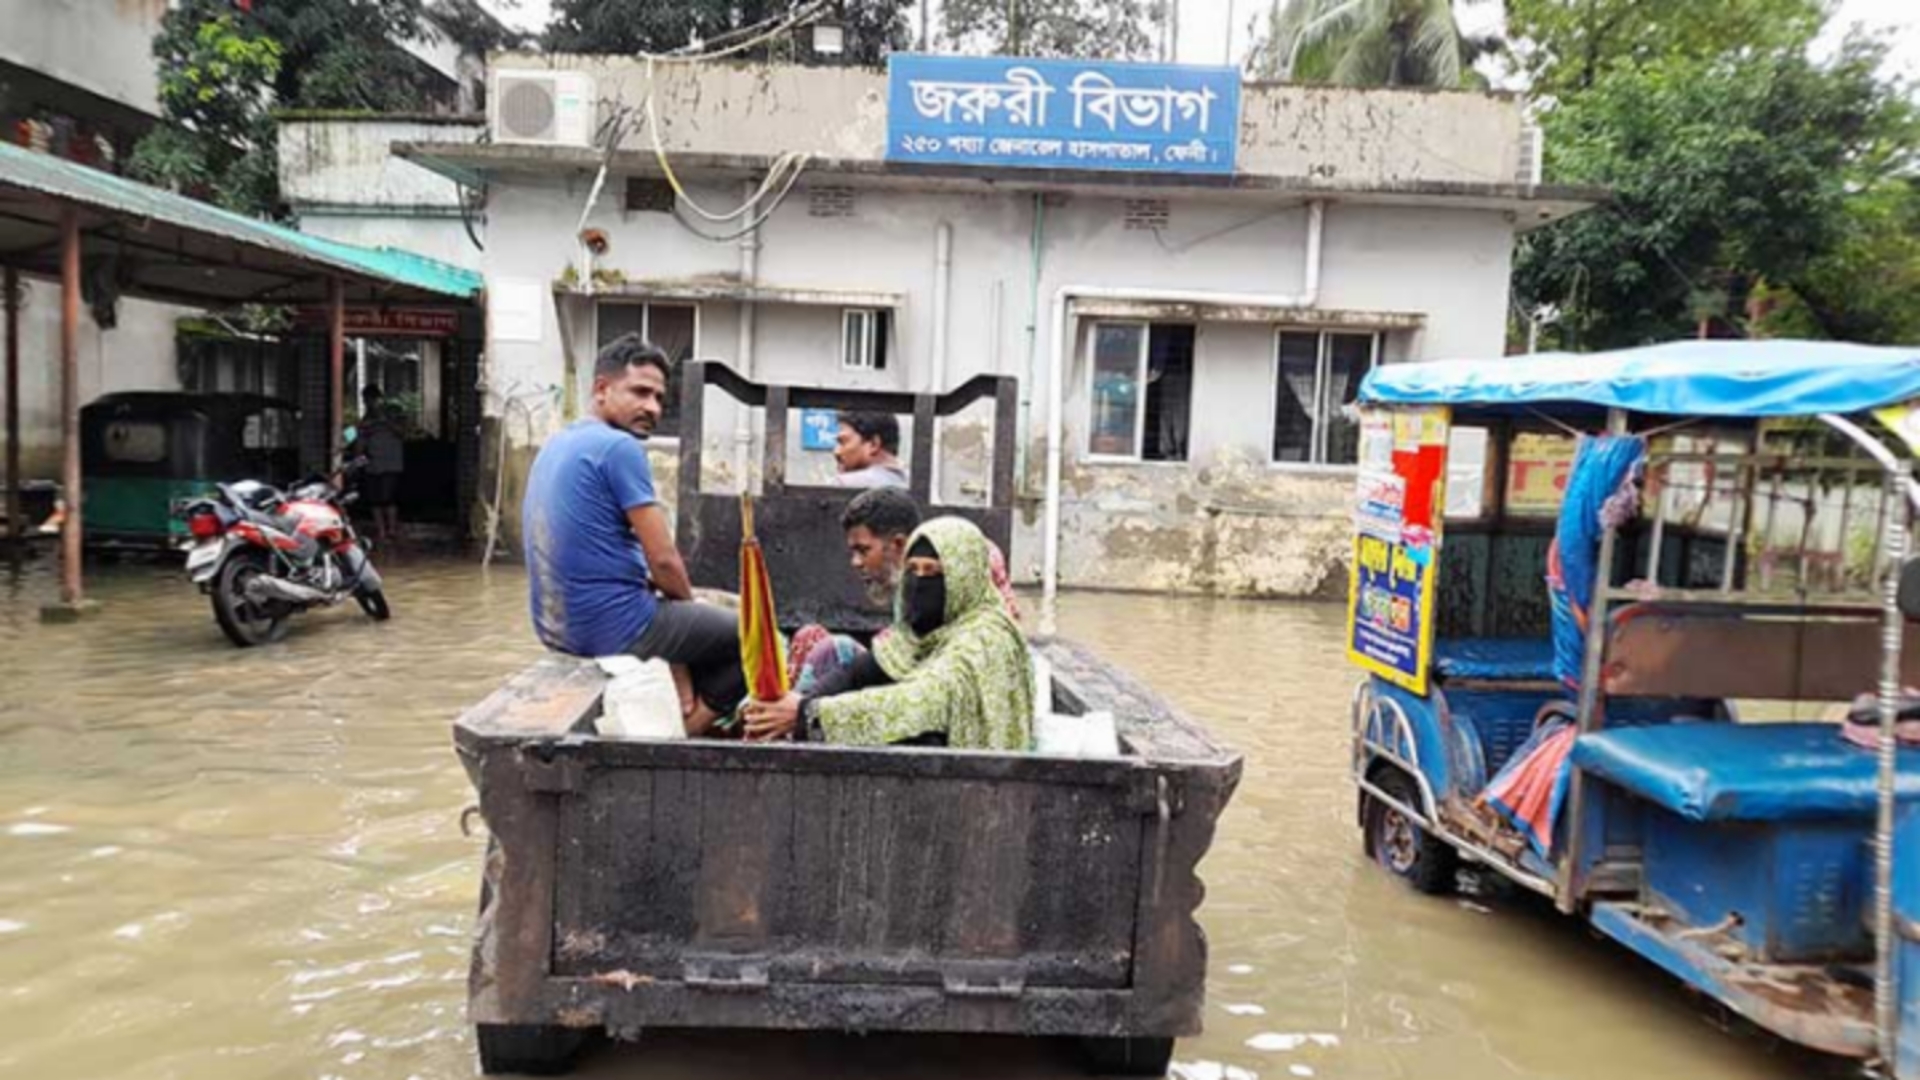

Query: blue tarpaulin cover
[1548,436,1646,689]
[1359,341,1920,417]
[1572,722,1920,822]
[1434,639,1556,682]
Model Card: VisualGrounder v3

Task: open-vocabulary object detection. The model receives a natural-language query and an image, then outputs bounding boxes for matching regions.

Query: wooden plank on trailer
[455,656,604,742]
[911,394,936,503]
[763,384,790,496]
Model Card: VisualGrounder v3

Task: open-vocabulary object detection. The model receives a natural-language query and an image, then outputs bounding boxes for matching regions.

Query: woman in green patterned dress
[743,516,1034,751]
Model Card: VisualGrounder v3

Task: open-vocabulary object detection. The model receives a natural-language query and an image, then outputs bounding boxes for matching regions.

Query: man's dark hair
[841,487,920,539]
[839,410,900,454]
[595,333,672,382]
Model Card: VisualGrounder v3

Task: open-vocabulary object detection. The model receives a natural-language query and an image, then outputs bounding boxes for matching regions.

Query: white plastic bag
[595,656,685,739]
[1035,709,1120,758]
[1030,649,1054,724]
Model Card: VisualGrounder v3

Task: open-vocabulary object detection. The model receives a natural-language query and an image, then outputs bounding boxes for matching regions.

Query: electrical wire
[567,2,827,250]
[642,56,811,224]
[636,0,831,64]
[1150,205,1295,254]
[667,160,807,243]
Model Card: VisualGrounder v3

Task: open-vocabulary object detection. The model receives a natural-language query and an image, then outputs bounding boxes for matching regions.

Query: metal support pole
[58,203,82,607]
[328,278,346,465]
[4,266,19,541]
[1874,470,1907,1068]
[1816,411,1915,1067]
[1557,407,1628,913]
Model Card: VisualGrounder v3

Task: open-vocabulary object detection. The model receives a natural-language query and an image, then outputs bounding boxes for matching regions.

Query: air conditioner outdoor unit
[491,70,596,148]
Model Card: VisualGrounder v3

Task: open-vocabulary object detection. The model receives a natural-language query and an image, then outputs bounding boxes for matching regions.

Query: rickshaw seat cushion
[1435,639,1557,683]
[1573,722,1920,823]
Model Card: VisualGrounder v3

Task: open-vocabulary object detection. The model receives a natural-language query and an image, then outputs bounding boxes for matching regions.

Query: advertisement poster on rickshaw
[1505,432,1576,517]
[1347,407,1450,695]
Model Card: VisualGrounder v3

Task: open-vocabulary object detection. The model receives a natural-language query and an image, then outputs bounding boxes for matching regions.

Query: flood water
[0,550,1848,1080]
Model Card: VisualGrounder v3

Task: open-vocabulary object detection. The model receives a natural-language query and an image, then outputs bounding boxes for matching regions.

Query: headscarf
[816,517,1034,750]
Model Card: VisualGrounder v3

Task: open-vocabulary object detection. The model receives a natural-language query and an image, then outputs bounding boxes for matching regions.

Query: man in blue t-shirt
[523,333,745,733]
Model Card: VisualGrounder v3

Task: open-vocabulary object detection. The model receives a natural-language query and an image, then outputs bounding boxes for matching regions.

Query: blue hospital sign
[885,55,1240,175]
[801,409,839,452]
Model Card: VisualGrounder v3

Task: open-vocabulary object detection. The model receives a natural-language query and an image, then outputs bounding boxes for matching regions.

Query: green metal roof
[0,140,480,305]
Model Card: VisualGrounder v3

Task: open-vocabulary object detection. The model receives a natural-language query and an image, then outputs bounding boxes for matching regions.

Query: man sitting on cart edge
[522,333,746,734]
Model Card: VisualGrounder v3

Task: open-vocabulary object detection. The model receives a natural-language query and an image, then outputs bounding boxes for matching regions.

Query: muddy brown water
[0,551,1848,1079]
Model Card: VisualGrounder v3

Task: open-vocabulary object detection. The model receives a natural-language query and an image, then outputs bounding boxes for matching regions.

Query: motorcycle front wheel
[356,588,391,622]
[212,549,291,647]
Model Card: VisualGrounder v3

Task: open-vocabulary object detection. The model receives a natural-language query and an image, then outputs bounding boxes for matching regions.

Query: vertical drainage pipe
[930,221,953,498]
[1017,194,1046,494]
[734,179,760,491]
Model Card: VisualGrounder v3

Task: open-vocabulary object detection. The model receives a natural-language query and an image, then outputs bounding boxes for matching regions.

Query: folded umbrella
[739,494,790,705]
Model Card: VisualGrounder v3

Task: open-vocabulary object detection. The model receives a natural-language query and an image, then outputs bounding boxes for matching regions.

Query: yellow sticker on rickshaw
[1874,400,1920,457]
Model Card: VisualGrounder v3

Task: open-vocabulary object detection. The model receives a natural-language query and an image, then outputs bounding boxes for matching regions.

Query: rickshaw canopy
[1358,340,1920,418]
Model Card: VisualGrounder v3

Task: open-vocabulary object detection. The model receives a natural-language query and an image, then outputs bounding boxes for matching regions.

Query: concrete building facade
[0,0,186,489]
[391,56,1600,594]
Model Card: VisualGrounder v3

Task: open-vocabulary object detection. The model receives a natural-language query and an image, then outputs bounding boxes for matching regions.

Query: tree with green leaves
[129,12,283,215]
[1513,37,1916,348]
[132,0,505,217]
[1248,0,1494,87]
[1753,177,1920,344]
[939,0,1158,60]
[1504,0,1827,99]
[544,0,910,67]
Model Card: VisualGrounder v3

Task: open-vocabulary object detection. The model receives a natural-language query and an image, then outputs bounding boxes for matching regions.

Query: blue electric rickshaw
[1346,341,1920,1073]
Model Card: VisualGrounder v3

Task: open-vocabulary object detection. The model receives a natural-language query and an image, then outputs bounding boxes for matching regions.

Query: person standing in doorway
[832,411,909,489]
[355,385,407,547]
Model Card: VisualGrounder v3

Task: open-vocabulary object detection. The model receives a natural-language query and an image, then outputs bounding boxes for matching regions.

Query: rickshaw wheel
[1365,769,1458,895]
[211,550,289,648]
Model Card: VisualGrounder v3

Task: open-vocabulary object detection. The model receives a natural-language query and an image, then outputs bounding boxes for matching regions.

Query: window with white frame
[1087,321,1194,461]
[1272,330,1381,465]
[842,308,891,371]
[597,301,698,438]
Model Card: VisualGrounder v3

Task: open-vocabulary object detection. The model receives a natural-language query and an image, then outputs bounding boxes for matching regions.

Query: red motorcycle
[175,464,390,647]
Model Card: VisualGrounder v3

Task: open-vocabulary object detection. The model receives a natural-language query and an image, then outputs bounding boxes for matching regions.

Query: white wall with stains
[450,61,1556,595]
[495,53,1526,189]
[0,0,166,119]
[471,173,1517,595]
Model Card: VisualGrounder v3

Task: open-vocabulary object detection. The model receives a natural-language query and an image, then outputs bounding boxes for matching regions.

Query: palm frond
[1410,11,1462,86]
[1288,0,1374,79]
[1394,0,1462,87]
[1331,21,1394,86]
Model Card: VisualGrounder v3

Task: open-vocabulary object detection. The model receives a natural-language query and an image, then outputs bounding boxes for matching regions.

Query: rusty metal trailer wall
[674,361,1019,633]
[456,642,1240,1051]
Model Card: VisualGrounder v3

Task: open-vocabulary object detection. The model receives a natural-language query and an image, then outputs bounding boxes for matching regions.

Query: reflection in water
[0,552,1844,1079]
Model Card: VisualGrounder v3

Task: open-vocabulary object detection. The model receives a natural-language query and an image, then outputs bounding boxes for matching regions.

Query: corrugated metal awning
[0,141,480,306]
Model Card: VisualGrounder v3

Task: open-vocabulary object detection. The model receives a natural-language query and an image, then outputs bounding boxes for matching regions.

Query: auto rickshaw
[1346,340,1920,1075]
[80,392,301,548]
